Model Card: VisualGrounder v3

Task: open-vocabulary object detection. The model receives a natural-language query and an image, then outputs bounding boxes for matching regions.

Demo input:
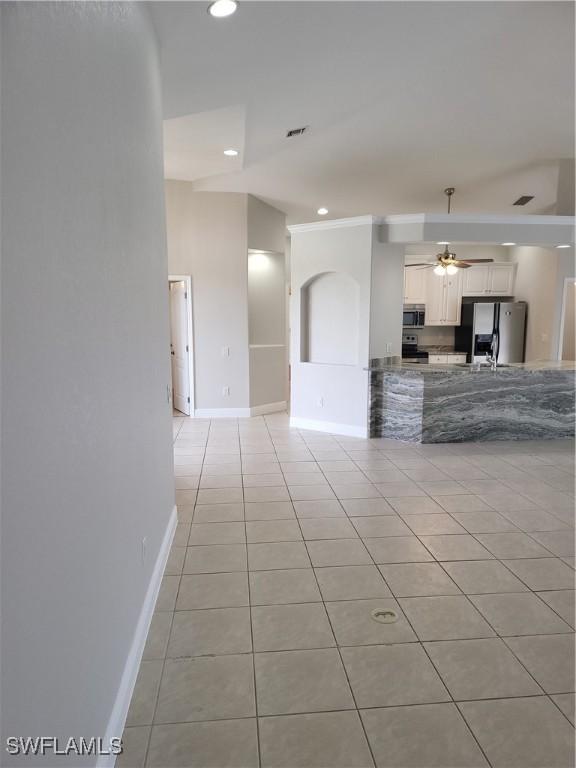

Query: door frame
[557,276,575,361]
[169,274,195,414]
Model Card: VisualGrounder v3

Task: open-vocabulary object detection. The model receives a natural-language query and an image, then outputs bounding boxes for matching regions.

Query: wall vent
[513,195,534,206]
[286,126,308,138]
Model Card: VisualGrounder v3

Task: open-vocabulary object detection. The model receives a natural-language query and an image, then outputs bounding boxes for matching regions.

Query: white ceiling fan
[406,188,495,275]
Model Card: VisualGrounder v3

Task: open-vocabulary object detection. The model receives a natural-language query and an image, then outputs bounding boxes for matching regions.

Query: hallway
[121,414,575,767]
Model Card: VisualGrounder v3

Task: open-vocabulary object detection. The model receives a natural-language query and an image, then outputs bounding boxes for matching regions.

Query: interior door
[169,280,191,415]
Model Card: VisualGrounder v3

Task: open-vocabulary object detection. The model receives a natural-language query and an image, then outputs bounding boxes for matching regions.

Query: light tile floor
[121,413,575,767]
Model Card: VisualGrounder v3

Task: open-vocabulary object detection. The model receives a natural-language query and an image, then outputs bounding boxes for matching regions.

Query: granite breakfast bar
[368,358,576,443]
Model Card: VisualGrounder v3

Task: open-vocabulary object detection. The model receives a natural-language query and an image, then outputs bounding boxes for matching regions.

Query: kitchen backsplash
[414,326,455,347]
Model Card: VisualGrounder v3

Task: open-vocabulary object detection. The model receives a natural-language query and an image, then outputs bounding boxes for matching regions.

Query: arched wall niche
[300,271,360,365]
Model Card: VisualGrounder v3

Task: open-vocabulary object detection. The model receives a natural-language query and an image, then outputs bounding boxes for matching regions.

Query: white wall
[248,250,287,407]
[561,282,576,360]
[247,195,286,253]
[511,246,560,360]
[406,244,511,262]
[165,185,250,411]
[553,249,576,357]
[1,3,174,763]
[303,272,360,365]
[289,220,374,436]
[248,252,286,346]
[165,186,287,413]
[369,239,405,359]
[247,198,287,408]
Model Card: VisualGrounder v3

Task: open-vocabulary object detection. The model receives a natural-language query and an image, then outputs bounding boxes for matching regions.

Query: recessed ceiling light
[437,241,450,245]
[502,242,516,246]
[317,207,329,216]
[208,0,238,17]
[556,244,571,249]
[223,148,239,157]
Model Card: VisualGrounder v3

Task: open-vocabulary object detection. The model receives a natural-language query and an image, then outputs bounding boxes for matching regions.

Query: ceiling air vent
[513,195,534,206]
[286,126,308,138]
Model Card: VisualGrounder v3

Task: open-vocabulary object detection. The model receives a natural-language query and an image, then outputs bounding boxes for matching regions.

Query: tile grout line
[242,423,263,768]
[142,415,213,766]
[157,418,575,765]
[274,422,381,768]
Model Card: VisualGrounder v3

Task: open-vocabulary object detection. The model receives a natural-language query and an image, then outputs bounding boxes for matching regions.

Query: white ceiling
[150,1,574,224]
[164,104,245,179]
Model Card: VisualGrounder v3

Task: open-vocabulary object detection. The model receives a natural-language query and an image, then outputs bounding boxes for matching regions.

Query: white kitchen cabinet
[462,263,516,297]
[425,271,462,326]
[428,352,466,365]
[488,264,516,294]
[428,353,468,364]
[403,267,427,303]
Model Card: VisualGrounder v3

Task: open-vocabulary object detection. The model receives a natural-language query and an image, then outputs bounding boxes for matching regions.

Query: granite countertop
[418,346,466,355]
[367,357,576,374]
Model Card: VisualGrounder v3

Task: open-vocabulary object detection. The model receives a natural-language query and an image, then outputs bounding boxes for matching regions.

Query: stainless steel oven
[403,304,425,328]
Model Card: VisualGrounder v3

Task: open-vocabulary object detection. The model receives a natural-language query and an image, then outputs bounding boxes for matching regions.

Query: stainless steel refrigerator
[455,301,527,363]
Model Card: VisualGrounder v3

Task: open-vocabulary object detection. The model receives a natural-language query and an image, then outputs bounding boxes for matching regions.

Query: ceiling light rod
[406,187,495,276]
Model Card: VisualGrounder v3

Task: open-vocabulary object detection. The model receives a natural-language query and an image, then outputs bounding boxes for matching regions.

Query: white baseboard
[194,402,287,418]
[97,505,177,768]
[289,416,368,438]
[194,407,251,418]
[250,401,287,416]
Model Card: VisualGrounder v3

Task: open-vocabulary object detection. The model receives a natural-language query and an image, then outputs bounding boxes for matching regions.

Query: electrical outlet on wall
[223,386,230,396]
[221,346,230,357]
[317,396,325,408]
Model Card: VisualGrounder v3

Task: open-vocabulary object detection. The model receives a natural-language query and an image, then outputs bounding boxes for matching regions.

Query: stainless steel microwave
[403,304,425,328]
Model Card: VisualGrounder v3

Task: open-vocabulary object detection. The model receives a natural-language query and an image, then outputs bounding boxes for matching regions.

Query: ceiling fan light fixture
[433,264,446,276]
[446,264,458,275]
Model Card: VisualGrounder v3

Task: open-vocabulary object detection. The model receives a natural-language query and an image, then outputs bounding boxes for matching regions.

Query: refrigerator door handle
[492,303,500,362]
[493,328,500,362]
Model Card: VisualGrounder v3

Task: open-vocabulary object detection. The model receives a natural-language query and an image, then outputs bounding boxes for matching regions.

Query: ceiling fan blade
[454,263,471,269]
[405,263,433,268]
[458,259,494,263]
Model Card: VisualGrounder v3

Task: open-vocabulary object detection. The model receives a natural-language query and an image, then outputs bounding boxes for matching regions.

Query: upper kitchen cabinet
[461,263,517,297]
[425,270,463,326]
[403,266,427,303]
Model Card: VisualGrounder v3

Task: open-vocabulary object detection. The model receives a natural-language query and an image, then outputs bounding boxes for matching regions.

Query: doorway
[558,278,576,361]
[169,275,194,415]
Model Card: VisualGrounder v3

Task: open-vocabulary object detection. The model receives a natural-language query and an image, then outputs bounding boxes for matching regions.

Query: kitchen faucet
[485,352,498,371]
